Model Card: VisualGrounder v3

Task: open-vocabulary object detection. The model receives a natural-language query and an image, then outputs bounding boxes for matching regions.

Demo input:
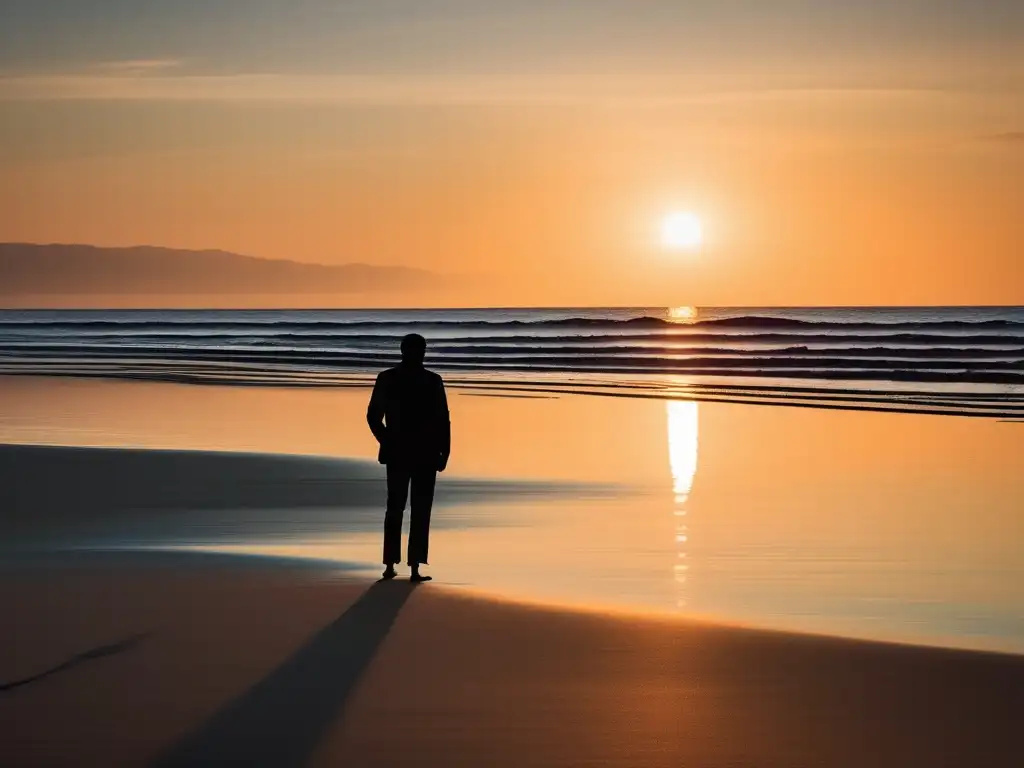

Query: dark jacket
[367,364,451,467]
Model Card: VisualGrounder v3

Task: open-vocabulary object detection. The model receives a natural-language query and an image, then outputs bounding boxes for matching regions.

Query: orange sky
[0,1,1021,306]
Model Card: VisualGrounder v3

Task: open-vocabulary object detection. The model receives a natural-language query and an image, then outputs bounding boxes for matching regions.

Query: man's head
[400,333,427,366]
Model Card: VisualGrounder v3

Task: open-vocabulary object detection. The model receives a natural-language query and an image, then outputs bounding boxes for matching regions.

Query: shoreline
[2,368,1023,420]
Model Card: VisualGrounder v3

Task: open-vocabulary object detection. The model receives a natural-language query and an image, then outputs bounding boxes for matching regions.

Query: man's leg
[383,464,411,573]
[408,468,437,579]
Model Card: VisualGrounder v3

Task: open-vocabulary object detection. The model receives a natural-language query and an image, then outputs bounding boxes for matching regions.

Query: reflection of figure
[367,334,451,582]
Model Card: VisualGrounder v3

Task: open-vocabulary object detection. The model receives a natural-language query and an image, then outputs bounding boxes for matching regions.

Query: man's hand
[377,438,392,466]
[437,453,449,473]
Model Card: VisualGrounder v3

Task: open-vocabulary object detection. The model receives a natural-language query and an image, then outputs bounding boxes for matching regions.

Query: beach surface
[3,551,1024,768]
[1,375,1023,766]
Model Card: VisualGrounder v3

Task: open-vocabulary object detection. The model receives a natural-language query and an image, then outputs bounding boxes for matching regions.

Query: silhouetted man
[367,334,450,582]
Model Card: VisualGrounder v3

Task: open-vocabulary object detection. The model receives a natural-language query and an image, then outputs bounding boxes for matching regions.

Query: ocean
[1,306,1022,418]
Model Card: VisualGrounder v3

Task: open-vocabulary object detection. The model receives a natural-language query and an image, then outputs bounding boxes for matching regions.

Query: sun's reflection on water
[667,399,699,608]
[668,305,699,323]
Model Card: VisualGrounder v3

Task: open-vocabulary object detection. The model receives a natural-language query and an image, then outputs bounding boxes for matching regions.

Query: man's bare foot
[382,565,397,580]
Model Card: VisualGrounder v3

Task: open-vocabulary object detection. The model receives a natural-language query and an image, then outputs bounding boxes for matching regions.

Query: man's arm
[437,378,451,471]
[366,373,388,445]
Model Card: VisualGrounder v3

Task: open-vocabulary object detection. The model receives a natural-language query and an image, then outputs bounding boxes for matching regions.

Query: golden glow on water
[667,400,699,608]
[668,306,698,322]
[668,400,699,502]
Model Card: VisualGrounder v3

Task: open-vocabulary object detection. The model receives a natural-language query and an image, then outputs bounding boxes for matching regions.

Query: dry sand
[1,552,1022,768]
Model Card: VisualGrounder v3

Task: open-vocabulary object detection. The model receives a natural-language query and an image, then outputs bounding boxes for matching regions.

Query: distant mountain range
[0,244,437,302]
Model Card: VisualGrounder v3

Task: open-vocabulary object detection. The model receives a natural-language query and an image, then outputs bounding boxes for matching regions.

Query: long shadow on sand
[153,579,416,768]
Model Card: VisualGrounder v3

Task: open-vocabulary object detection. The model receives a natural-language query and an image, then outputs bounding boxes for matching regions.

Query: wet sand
[1,375,1023,651]
[1,552,1022,768]
[0,442,591,551]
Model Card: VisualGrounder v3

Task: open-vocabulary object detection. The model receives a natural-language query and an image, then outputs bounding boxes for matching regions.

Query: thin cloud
[987,131,1024,143]
[0,72,586,105]
[0,68,946,107]
[95,59,184,73]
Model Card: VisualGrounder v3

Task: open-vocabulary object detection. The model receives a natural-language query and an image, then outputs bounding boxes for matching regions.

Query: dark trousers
[383,464,437,566]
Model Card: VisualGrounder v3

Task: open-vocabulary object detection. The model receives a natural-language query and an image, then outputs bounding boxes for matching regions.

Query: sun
[661,211,703,251]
